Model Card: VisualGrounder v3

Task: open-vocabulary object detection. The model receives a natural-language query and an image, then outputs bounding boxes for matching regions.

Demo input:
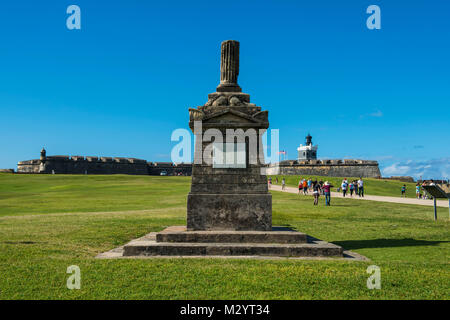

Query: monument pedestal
[122,226,343,258]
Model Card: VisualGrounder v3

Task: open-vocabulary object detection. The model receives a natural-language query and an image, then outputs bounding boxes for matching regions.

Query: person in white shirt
[341,180,348,197]
[357,178,364,197]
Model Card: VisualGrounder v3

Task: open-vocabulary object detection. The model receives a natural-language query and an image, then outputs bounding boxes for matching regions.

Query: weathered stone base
[121,226,343,258]
[123,241,343,257]
[187,194,272,231]
[156,229,307,244]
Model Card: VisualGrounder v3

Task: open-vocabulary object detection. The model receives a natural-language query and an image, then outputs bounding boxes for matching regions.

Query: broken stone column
[217,40,242,93]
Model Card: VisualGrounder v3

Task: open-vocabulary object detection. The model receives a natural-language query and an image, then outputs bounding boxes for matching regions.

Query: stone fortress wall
[17,133,381,179]
[17,155,380,178]
[17,155,192,176]
[266,159,381,178]
[265,133,382,178]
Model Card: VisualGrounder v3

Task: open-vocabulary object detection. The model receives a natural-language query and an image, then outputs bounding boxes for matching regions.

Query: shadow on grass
[334,238,449,250]
[272,225,298,231]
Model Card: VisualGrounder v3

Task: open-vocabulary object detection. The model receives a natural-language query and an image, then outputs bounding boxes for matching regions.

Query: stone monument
[187,40,271,231]
[121,41,344,258]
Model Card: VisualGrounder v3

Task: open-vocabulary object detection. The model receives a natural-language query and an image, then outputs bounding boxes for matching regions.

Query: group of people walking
[414,180,436,199]
[268,176,366,206]
[339,178,364,198]
[269,176,446,206]
[401,180,437,199]
[296,178,332,205]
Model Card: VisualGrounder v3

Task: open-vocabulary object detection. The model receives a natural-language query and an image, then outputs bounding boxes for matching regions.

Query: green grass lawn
[0,173,190,216]
[0,173,448,299]
[269,175,419,198]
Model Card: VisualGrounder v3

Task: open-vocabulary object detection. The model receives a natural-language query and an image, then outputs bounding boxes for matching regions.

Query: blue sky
[0,0,449,179]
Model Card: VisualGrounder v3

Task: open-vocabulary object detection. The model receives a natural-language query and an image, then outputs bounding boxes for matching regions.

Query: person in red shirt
[323,181,332,206]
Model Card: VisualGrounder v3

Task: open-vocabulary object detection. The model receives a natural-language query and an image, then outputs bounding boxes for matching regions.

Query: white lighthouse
[297,134,318,161]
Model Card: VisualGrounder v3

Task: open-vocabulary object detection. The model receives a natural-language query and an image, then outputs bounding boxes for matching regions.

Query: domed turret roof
[306,133,312,145]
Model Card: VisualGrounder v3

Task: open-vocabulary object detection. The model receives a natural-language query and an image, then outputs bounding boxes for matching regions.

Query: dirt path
[270,184,450,208]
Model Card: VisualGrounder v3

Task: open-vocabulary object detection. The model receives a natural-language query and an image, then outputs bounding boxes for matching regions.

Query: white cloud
[360,109,384,119]
[369,110,383,117]
[381,158,450,180]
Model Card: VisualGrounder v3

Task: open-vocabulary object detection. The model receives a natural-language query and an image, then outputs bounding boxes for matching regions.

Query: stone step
[156,230,307,244]
[123,241,343,257]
